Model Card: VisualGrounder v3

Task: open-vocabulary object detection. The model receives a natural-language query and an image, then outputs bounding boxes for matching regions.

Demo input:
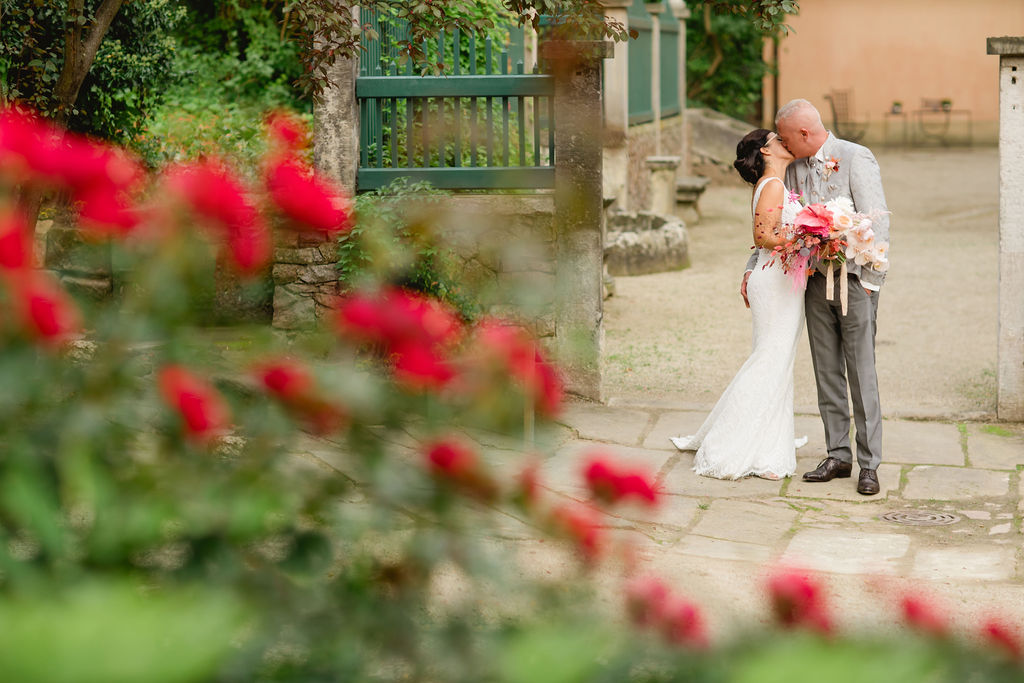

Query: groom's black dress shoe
[802,457,852,482]
[857,469,880,496]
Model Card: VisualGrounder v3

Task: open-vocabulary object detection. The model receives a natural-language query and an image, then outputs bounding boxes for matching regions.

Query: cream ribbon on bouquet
[824,260,850,316]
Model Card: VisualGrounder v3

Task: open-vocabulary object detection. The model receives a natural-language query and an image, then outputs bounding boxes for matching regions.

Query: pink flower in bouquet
[793,203,833,238]
[158,365,232,440]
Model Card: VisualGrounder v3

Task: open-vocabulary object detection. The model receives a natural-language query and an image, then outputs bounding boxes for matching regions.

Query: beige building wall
[764,0,1024,145]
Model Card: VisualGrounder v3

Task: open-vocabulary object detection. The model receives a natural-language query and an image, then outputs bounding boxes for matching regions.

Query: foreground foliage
[0,105,1021,682]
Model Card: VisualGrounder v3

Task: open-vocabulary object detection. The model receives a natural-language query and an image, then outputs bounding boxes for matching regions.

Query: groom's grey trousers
[805,271,882,471]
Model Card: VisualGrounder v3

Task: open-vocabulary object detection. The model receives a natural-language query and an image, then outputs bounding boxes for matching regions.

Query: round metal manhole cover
[881,510,961,527]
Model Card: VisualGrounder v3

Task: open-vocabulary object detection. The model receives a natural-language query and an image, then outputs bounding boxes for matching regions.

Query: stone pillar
[669,0,691,173]
[987,36,1024,421]
[542,40,613,402]
[646,156,680,215]
[598,1,631,211]
[274,13,360,330]
[646,2,664,156]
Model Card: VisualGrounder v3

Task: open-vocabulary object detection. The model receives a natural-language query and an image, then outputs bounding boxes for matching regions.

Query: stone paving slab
[780,528,912,575]
[641,411,707,450]
[659,454,786,498]
[910,546,1018,581]
[689,499,799,546]
[558,402,650,445]
[966,424,1024,470]
[675,535,775,563]
[785,460,902,501]
[882,420,965,465]
[903,466,1011,500]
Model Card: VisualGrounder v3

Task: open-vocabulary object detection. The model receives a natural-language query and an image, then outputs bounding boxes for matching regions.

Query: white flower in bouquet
[824,196,854,215]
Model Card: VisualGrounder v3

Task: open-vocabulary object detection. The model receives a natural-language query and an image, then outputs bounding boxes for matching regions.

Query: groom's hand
[740,271,751,308]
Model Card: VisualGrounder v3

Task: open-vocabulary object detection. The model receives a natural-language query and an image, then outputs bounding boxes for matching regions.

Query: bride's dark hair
[733,128,772,185]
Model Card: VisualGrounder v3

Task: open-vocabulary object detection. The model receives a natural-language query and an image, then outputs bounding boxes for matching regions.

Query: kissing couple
[671,98,890,496]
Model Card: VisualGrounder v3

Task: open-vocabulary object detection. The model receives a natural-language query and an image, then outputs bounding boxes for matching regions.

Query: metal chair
[823,89,869,143]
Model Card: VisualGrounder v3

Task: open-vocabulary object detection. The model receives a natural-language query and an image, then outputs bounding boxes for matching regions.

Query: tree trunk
[31,0,124,241]
[52,0,125,127]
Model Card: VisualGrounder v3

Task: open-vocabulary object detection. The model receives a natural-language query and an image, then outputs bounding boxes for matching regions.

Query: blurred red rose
[981,617,1021,659]
[766,568,832,634]
[900,594,948,637]
[10,272,81,343]
[582,452,659,507]
[0,206,33,270]
[265,156,351,234]
[158,365,232,441]
[550,502,604,562]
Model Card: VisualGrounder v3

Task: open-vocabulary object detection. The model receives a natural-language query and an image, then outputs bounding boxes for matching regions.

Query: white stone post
[598,1,631,211]
[646,2,664,155]
[669,0,690,173]
[987,37,1024,421]
[646,156,680,215]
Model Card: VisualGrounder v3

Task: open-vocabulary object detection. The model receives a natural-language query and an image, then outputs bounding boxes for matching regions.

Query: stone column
[542,40,613,402]
[668,0,691,173]
[987,36,1024,421]
[274,12,360,330]
[646,2,665,156]
[646,156,680,215]
[598,1,631,211]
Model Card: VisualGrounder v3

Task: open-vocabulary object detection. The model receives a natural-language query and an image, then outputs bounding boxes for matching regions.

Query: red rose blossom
[981,617,1022,659]
[582,452,659,507]
[766,568,832,634]
[265,156,351,234]
[0,206,33,270]
[660,596,708,648]
[900,594,948,637]
[257,359,315,401]
[158,365,231,441]
[163,159,271,272]
[550,503,605,562]
[11,272,81,343]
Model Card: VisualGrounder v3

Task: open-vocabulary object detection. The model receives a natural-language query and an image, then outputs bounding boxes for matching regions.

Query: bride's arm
[752,179,788,249]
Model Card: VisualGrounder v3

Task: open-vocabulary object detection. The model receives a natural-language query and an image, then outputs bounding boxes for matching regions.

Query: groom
[741,98,889,495]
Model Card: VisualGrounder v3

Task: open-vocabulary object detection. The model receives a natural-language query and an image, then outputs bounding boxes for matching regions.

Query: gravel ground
[604,147,1000,420]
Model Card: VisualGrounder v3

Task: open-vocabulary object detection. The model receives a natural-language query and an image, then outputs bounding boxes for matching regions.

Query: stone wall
[626,115,685,211]
[436,193,557,340]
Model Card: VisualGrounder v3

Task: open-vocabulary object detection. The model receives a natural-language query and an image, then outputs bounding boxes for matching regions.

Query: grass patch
[982,424,1015,438]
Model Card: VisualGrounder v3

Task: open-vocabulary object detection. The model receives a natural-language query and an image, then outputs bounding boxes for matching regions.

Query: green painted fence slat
[357,75,554,98]
[358,167,554,190]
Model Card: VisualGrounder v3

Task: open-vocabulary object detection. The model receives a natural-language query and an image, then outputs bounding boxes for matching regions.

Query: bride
[671,129,806,480]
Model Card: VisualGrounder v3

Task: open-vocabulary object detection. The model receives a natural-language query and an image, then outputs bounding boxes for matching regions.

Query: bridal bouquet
[765,195,889,314]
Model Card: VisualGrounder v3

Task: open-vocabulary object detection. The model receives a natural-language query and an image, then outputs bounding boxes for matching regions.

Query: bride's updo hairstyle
[733,128,772,185]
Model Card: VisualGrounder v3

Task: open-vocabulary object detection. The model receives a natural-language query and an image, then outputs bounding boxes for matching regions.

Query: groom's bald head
[775,99,828,159]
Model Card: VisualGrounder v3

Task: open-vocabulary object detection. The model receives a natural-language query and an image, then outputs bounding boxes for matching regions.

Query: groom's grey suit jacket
[745,132,890,288]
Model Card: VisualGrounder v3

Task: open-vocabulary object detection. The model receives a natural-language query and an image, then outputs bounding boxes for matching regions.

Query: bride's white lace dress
[671,176,806,479]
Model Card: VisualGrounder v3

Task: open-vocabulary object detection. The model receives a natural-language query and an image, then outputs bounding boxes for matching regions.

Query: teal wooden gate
[357,19,554,191]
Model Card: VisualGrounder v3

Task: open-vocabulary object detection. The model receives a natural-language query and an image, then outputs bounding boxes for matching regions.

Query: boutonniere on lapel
[822,156,840,180]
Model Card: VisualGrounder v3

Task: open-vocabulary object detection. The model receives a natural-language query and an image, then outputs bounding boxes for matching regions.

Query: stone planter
[605,210,689,276]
